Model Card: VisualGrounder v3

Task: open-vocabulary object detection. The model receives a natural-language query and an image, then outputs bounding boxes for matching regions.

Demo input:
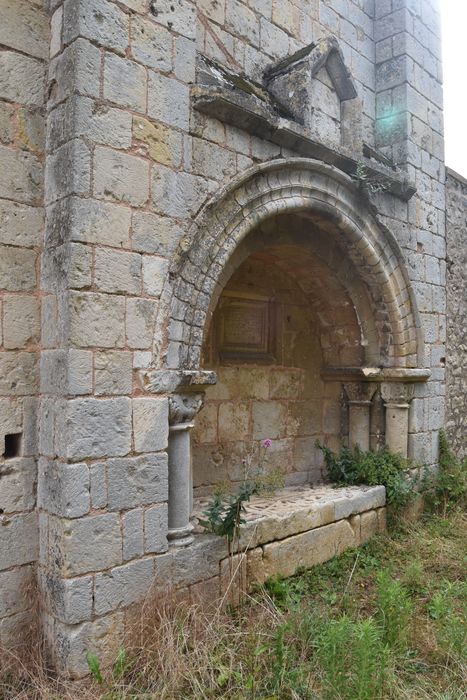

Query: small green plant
[316,442,417,509]
[428,583,467,660]
[199,439,284,546]
[376,569,413,652]
[352,162,391,194]
[317,614,389,700]
[423,430,467,516]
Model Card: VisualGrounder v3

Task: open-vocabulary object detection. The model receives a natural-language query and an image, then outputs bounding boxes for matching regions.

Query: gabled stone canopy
[265,36,358,113]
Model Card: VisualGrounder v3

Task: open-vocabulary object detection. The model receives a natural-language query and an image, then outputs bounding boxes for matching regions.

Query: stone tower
[0,0,464,678]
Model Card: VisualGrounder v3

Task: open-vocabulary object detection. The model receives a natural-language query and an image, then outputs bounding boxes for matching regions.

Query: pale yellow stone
[133,116,182,167]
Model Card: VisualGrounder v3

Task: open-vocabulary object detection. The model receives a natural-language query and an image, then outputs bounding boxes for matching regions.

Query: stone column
[381,383,415,458]
[344,383,376,451]
[167,391,205,547]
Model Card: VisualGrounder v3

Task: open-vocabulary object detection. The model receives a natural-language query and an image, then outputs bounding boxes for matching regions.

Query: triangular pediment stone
[265,37,358,103]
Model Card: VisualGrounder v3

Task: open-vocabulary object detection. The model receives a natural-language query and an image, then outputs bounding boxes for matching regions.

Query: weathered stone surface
[122,508,144,561]
[94,147,149,206]
[133,116,183,167]
[0,51,45,106]
[131,210,182,255]
[0,512,38,570]
[49,196,131,249]
[48,38,101,108]
[107,454,168,510]
[126,298,157,349]
[0,146,42,205]
[40,572,93,624]
[0,458,36,513]
[0,200,43,248]
[148,73,190,131]
[48,513,122,576]
[95,351,133,396]
[69,291,126,348]
[142,256,168,297]
[149,0,196,39]
[66,397,132,460]
[144,504,168,553]
[63,0,129,53]
[94,558,154,616]
[54,612,124,678]
[131,15,172,71]
[0,566,34,618]
[103,54,146,112]
[0,352,38,396]
[38,459,90,518]
[45,139,90,204]
[2,296,40,348]
[151,165,214,217]
[132,398,169,453]
[95,249,142,295]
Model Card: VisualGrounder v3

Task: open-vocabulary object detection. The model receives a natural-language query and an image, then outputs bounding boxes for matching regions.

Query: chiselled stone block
[132,398,169,453]
[0,457,36,514]
[66,397,132,460]
[0,512,38,570]
[48,513,122,576]
[94,558,154,616]
[0,565,34,619]
[107,454,168,510]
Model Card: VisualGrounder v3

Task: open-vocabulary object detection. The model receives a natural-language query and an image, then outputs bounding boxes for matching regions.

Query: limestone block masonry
[0,0,464,679]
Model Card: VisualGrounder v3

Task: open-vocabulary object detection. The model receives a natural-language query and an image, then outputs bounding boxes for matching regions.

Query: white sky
[440,1,467,177]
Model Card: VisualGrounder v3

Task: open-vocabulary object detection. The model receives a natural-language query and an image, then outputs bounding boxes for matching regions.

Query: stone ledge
[192,483,385,551]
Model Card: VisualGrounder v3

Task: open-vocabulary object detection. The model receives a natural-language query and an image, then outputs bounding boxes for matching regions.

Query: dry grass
[1,511,466,700]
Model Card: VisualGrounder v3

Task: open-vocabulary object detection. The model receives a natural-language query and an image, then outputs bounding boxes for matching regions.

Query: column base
[168,524,195,547]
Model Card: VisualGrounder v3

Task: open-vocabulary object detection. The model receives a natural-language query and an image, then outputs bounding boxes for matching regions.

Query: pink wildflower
[263,439,272,448]
[241,458,247,465]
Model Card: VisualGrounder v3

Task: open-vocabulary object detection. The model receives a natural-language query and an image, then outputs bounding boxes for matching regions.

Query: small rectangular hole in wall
[4,433,22,459]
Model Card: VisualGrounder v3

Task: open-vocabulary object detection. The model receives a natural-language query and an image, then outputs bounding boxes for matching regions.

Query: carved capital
[380,382,414,406]
[168,392,205,426]
[344,382,377,404]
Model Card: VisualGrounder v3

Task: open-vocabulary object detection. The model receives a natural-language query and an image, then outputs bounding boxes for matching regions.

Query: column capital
[380,382,415,406]
[168,391,205,426]
[344,382,377,405]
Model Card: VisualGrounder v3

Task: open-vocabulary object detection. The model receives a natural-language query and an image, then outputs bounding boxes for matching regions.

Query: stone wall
[0,0,449,678]
[445,169,467,457]
[0,0,48,646]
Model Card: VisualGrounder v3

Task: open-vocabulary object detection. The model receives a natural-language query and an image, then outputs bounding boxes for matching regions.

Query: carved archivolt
[154,158,423,372]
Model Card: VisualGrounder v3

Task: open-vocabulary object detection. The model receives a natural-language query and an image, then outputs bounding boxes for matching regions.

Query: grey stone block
[125,298,157,349]
[0,566,34,618]
[0,512,38,570]
[41,572,93,624]
[38,459,90,518]
[48,39,101,109]
[90,462,107,509]
[95,249,142,295]
[131,15,172,71]
[48,196,131,249]
[94,558,154,615]
[132,398,169,453]
[122,508,144,561]
[63,0,129,54]
[94,351,133,396]
[0,51,45,106]
[0,146,42,205]
[107,453,168,510]
[148,73,190,131]
[0,200,43,248]
[94,147,149,207]
[0,0,48,60]
[0,458,36,513]
[66,397,132,460]
[144,503,168,553]
[131,211,182,256]
[0,352,38,397]
[48,513,122,576]
[103,54,147,112]
[69,291,126,348]
[45,139,91,205]
[151,165,214,218]
[149,0,196,39]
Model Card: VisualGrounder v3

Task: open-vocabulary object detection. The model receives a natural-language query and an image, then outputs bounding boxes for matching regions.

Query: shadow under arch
[154,158,424,371]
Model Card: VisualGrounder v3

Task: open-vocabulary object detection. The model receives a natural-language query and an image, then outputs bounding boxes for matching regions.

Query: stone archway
[155,158,424,372]
[145,158,428,546]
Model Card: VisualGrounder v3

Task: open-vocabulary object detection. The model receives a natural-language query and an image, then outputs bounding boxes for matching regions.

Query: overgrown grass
[1,510,465,699]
